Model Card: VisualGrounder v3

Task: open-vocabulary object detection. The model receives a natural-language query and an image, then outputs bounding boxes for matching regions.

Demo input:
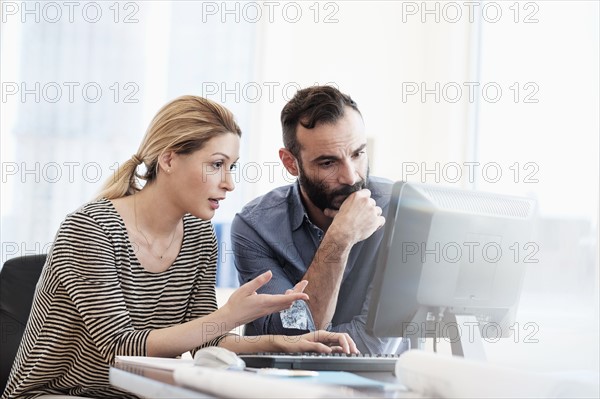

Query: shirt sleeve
[184,224,233,356]
[232,214,405,354]
[49,211,151,363]
[231,214,314,336]
[327,279,407,354]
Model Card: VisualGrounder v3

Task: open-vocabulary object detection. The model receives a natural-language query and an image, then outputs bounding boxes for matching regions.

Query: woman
[3,96,357,398]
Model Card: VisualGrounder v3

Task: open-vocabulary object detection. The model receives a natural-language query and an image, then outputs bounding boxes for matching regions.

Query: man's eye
[319,161,334,168]
[353,151,366,158]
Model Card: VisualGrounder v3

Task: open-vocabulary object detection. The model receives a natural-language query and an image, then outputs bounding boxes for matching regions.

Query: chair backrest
[0,254,47,391]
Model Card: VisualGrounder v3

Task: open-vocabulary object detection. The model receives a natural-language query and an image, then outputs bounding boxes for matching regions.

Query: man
[231,86,406,354]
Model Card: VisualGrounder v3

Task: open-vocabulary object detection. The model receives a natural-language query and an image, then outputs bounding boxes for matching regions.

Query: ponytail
[97,155,144,200]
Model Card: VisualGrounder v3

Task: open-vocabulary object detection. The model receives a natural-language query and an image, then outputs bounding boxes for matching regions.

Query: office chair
[0,254,46,392]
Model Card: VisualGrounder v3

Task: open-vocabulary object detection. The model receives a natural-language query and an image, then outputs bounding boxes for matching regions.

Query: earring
[167,169,171,173]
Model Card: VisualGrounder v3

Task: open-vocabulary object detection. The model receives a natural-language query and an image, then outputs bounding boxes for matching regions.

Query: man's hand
[324,189,385,245]
[301,189,384,330]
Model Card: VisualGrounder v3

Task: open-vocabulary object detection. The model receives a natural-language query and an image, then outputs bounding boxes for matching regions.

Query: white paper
[173,367,354,398]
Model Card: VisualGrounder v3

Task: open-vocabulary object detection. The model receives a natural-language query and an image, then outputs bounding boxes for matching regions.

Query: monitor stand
[408,314,486,361]
[448,314,486,361]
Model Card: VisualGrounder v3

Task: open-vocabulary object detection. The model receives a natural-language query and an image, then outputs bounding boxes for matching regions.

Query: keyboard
[238,353,400,372]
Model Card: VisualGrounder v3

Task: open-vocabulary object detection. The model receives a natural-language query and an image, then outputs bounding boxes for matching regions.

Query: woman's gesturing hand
[220,271,309,328]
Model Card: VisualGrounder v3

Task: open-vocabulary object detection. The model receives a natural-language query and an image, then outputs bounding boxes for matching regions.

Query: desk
[109,361,420,398]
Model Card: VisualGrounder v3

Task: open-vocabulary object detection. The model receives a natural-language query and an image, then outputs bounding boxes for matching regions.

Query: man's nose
[337,159,358,186]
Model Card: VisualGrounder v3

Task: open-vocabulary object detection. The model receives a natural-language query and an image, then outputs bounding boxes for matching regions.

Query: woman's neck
[133,184,184,236]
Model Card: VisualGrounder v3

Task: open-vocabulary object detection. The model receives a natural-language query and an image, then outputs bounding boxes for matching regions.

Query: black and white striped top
[2,199,226,398]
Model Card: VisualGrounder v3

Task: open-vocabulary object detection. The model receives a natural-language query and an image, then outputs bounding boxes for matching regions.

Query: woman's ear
[158,151,175,174]
[279,148,299,176]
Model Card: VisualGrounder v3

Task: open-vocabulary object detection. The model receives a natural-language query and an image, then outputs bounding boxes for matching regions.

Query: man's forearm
[302,231,353,329]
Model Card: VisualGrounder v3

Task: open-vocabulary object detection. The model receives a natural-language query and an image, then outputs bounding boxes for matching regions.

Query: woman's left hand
[276,330,359,354]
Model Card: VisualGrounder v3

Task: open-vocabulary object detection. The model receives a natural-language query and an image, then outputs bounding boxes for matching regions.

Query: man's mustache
[330,180,366,198]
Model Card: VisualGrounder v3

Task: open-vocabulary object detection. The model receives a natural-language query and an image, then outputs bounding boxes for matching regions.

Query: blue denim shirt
[231,177,406,354]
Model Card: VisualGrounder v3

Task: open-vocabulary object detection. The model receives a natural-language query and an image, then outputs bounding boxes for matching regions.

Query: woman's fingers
[230,272,310,318]
[301,341,333,354]
[322,332,350,354]
[292,280,308,293]
[240,274,308,298]
[260,292,309,312]
[310,331,359,354]
[238,271,272,295]
[286,280,308,295]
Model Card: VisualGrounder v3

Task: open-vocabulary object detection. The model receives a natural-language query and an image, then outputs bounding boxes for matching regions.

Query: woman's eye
[229,163,238,171]
[213,161,223,169]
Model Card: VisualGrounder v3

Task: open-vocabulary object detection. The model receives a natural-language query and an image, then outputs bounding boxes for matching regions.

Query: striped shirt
[2,199,226,398]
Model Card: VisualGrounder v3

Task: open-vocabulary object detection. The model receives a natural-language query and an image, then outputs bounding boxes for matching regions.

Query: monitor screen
[367,181,537,358]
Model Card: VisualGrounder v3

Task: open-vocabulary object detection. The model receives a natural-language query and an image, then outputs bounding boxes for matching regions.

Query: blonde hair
[98,95,241,200]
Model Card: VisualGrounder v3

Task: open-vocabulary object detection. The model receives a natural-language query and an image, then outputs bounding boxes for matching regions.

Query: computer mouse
[193,346,246,370]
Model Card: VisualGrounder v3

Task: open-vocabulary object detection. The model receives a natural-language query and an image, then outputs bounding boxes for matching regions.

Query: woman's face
[168,133,240,220]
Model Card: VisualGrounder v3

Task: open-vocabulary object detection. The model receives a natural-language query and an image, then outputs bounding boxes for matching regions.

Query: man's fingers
[351,188,371,198]
[323,208,338,218]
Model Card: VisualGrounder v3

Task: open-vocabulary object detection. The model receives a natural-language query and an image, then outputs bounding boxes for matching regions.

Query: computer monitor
[367,181,537,359]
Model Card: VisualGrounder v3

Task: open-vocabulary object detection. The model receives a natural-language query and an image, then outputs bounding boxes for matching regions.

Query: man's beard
[298,163,369,212]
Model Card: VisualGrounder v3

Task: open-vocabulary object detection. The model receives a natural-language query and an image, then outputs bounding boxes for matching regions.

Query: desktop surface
[110,363,211,398]
[110,358,412,398]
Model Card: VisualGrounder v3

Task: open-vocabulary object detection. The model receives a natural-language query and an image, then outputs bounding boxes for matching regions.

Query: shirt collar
[290,180,309,231]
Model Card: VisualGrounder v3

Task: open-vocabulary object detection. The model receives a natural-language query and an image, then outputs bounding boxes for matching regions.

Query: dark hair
[281,86,361,156]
